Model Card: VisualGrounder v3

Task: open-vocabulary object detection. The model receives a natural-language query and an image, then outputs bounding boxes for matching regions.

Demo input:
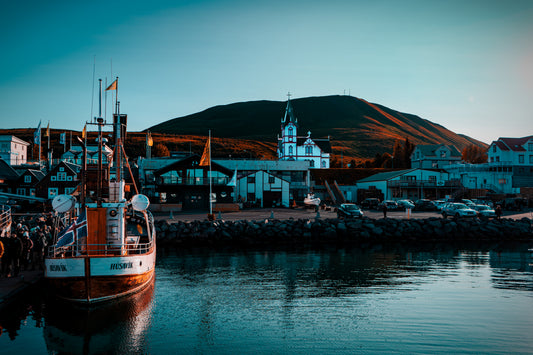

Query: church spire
[282,92,297,126]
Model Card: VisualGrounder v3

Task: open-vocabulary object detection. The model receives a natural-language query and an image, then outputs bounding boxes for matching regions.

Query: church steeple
[281,92,297,126]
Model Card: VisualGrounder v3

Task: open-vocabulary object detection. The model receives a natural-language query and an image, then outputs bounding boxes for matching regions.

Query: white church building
[277,95,331,168]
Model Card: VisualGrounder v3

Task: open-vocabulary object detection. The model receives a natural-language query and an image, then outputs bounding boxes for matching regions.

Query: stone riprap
[155,217,533,248]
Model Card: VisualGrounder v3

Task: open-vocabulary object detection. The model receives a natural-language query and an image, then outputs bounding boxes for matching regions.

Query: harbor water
[1,245,533,354]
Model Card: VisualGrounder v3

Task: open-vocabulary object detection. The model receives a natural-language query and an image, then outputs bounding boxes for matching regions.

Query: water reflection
[43,280,154,355]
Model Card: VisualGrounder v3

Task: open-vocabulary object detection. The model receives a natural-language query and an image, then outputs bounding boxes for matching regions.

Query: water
[1,245,533,354]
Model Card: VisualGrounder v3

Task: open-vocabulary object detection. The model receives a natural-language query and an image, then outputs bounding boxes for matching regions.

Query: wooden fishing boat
[45,78,156,303]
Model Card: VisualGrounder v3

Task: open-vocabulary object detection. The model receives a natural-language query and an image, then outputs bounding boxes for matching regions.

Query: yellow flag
[147,132,153,147]
[82,124,87,139]
[199,138,210,166]
[45,122,50,137]
[106,79,117,91]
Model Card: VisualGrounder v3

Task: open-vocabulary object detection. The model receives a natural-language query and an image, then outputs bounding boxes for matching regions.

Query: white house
[357,168,451,201]
[0,135,30,166]
[235,170,290,208]
[277,95,331,169]
[410,144,462,169]
[488,136,533,165]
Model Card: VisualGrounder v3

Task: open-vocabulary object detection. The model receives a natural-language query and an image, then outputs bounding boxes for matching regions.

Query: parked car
[360,198,380,210]
[471,204,497,218]
[441,203,477,219]
[378,200,400,211]
[432,200,447,211]
[414,199,438,211]
[337,203,364,219]
[396,199,415,210]
[460,199,476,208]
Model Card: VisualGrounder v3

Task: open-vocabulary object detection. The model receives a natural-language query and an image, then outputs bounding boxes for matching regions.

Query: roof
[492,136,533,152]
[414,144,461,158]
[357,169,418,183]
[295,137,332,153]
[27,169,46,180]
[0,159,20,180]
[281,98,298,127]
[154,154,233,176]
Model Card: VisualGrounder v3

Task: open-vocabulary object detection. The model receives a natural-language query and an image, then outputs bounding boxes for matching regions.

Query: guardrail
[47,241,154,258]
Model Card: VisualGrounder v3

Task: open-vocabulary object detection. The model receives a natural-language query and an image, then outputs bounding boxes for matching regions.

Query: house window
[268,176,275,184]
[59,167,65,172]
[247,176,255,184]
[498,179,506,185]
[51,176,57,181]
[432,161,438,168]
[16,188,25,195]
[48,187,59,198]
[57,172,67,181]
[493,145,497,153]
[528,143,533,151]
[64,187,75,194]
[519,155,524,164]
[490,157,494,163]
[530,155,533,164]
[496,156,500,162]
[24,175,31,183]
[440,151,446,158]
[428,176,436,183]
[29,188,35,196]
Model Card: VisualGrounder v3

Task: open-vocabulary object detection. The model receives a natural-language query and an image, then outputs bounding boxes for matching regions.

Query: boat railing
[47,240,154,258]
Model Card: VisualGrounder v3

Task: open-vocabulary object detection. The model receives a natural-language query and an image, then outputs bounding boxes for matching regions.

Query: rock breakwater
[155,217,533,249]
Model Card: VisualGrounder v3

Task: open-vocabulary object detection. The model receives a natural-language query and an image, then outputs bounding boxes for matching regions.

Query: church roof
[281,96,298,127]
[296,137,332,153]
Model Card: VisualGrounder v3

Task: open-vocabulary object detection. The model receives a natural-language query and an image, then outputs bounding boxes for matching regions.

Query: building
[35,161,80,199]
[277,95,331,168]
[61,145,113,165]
[15,169,45,197]
[0,159,21,194]
[444,135,533,195]
[410,144,462,169]
[235,170,290,208]
[356,168,453,201]
[0,135,30,166]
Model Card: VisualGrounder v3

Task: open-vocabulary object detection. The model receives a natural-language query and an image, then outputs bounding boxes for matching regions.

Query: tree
[462,144,487,164]
[152,143,170,157]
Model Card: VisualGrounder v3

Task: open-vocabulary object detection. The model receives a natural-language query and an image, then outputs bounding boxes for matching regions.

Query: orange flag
[199,137,210,166]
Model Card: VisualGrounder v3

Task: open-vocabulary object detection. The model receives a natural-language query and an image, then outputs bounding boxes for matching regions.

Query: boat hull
[45,248,155,303]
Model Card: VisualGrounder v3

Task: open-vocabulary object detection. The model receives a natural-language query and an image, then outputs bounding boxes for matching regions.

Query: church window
[309,160,315,167]
[288,127,293,136]
[321,161,326,168]
[289,146,293,155]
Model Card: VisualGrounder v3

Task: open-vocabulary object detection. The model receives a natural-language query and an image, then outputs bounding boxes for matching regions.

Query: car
[395,199,415,210]
[459,199,476,208]
[441,203,477,219]
[337,203,364,218]
[378,200,400,211]
[471,204,497,218]
[360,198,380,210]
[414,199,438,211]
[432,200,447,211]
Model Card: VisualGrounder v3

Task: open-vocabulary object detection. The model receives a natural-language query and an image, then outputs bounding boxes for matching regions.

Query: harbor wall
[155,217,533,248]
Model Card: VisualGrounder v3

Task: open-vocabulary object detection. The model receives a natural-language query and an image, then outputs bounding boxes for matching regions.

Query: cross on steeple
[287,92,291,101]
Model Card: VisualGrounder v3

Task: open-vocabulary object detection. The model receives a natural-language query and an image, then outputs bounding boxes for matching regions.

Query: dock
[0,270,44,310]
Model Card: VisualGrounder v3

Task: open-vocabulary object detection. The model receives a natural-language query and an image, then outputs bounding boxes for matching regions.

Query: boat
[304,193,321,207]
[44,78,156,304]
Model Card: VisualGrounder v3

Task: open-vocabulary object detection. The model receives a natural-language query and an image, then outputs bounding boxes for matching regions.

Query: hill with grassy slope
[148,95,486,161]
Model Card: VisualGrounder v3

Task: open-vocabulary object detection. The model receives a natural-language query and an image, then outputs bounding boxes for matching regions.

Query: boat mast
[97,79,103,208]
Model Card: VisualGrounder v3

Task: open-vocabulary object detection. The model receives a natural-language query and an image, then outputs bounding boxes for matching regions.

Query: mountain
[148,95,486,161]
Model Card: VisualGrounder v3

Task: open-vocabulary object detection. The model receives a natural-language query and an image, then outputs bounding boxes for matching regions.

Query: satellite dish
[131,194,150,212]
[52,194,76,213]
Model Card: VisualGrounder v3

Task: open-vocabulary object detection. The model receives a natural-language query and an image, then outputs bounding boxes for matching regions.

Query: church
[277,94,331,168]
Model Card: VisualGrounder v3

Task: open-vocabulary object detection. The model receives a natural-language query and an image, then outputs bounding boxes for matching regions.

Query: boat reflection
[43,279,154,354]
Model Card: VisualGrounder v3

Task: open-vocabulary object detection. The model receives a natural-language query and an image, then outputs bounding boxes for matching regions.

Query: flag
[82,124,87,139]
[106,79,117,91]
[147,132,153,147]
[45,121,50,137]
[56,209,87,248]
[34,120,41,144]
[227,168,237,187]
[199,137,210,166]
[60,132,66,145]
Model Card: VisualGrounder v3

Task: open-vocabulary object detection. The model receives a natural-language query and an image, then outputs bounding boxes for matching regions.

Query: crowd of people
[0,213,63,278]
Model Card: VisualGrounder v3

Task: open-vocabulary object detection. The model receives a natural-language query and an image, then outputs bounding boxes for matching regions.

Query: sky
[1,0,533,144]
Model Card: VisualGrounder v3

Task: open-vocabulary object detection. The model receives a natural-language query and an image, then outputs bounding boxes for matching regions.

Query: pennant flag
[60,132,66,145]
[45,121,50,137]
[199,137,210,166]
[106,79,117,91]
[227,168,237,187]
[34,120,41,144]
[56,209,87,248]
[147,132,153,147]
[82,124,87,139]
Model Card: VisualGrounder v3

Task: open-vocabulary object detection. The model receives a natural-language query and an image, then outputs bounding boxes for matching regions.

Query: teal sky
[1,0,533,144]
